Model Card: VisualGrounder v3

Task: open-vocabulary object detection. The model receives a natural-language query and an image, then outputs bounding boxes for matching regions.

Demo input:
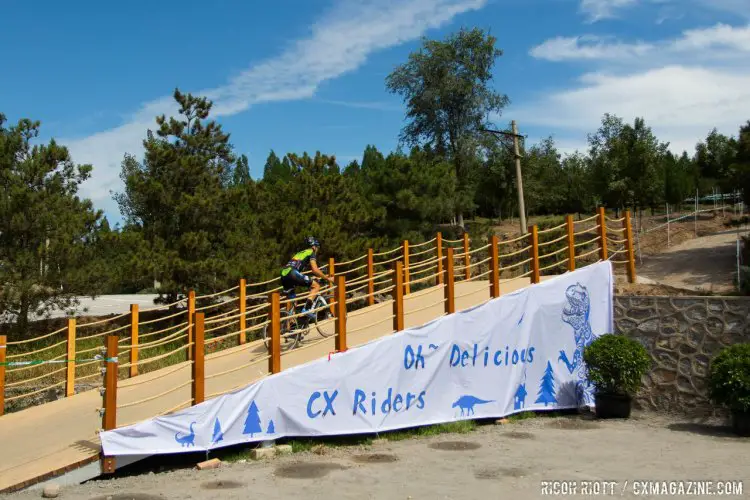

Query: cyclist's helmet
[305,236,320,248]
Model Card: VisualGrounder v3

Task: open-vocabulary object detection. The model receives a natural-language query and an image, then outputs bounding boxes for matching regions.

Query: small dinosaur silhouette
[428,343,439,350]
[452,395,494,416]
[175,422,196,447]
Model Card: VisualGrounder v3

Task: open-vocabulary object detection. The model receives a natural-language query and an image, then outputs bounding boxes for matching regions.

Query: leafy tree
[232,154,251,186]
[386,27,509,228]
[114,89,237,303]
[694,129,737,193]
[732,121,750,206]
[0,114,102,334]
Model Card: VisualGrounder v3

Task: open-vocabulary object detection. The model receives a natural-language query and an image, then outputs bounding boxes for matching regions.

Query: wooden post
[462,233,470,280]
[490,235,500,298]
[335,276,347,352]
[436,233,444,286]
[530,225,540,284]
[66,318,76,397]
[366,249,375,307]
[444,247,455,314]
[101,334,118,474]
[403,240,410,295]
[192,312,205,406]
[598,206,608,260]
[0,335,6,416]
[392,261,404,332]
[239,278,247,345]
[624,210,637,283]
[103,335,118,430]
[129,305,139,378]
[328,257,336,315]
[187,289,195,361]
[566,215,576,272]
[268,292,281,374]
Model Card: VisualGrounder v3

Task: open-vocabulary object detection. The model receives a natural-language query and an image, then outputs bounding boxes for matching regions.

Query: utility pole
[481,121,527,234]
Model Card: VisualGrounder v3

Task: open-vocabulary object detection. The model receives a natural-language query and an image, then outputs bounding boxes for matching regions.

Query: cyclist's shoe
[300,307,316,321]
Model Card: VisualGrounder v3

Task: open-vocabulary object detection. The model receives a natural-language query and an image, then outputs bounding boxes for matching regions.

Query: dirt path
[4,413,748,500]
[636,229,744,293]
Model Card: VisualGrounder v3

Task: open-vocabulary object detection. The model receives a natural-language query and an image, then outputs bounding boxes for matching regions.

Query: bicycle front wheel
[313,297,336,338]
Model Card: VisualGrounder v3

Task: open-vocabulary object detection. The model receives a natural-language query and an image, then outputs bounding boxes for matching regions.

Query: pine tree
[243,401,262,437]
[266,420,275,434]
[535,361,557,406]
[211,418,224,444]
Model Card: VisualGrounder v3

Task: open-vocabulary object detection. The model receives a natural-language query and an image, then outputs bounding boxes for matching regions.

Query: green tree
[232,154,251,186]
[0,114,102,335]
[732,121,750,206]
[114,89,237,303]
[694,129,737,193]
[386,27,509,229]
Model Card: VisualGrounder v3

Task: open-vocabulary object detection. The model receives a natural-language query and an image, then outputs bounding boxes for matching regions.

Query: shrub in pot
[708,343,750,437]
[582,333,651,418]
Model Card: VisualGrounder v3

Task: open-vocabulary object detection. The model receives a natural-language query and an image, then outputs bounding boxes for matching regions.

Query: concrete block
[250,447,276,460]
[275,444,293,455]
[495,418,510,425]
[42,484,60,498]
[196,458,222,470]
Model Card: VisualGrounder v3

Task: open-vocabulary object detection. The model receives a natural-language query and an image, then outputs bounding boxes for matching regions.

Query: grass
[214,410,580,464]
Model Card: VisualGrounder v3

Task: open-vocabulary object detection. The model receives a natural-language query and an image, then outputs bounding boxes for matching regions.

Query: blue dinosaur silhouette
[452,395,494,416]
[558,283,596,406]
[175,422,196,447]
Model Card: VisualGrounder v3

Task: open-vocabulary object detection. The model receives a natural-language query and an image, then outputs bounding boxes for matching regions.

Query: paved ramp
[0,276,556,492]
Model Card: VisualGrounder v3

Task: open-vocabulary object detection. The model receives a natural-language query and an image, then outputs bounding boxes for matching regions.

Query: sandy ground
[4,413,748,500]
[636,229,745,293]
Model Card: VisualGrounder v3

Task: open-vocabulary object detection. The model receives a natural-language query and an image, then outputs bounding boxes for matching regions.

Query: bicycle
[262,278,336,351]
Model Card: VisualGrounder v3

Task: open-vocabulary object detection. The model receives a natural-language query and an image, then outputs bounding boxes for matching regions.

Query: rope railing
[4,209,638,421]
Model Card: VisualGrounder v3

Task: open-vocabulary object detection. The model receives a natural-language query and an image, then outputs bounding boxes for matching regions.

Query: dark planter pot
[594,392,631,419]
[732,411,750,437]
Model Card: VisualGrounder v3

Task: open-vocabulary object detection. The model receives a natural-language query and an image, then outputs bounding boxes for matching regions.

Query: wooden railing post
[187,289,195,361]
[436,233,444,286]
[393,261,404,332]
[490,235,500,298]
[566,215,576,272]
[0,335,6,416]
[129,304,139,378]
[239,278,247,345]
[328,257,336,315]
[444,247,455,314]
[103,336,118,429]
[335,276,347,352]
[366,249,375,306]
[268,292,281,374]
[192,312,205,406]
[530,226,540,284]
[403,240,410,295]
[66,318,76,397]
[463,233,471,280]
[598,206,608,260]
[101,334,118,474]
[624,210,637,283]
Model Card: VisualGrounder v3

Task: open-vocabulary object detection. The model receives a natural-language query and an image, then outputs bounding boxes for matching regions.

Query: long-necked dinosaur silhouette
[452,395,494,416]
[175,422,196,447]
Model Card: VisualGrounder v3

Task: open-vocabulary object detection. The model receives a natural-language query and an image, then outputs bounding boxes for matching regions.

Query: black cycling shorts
[280,268,311,293]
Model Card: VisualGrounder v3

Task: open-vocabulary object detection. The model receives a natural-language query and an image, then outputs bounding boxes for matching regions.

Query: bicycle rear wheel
[263,309,302,351]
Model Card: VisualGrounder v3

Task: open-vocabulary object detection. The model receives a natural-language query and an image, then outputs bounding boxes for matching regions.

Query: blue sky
[2,0,749,224]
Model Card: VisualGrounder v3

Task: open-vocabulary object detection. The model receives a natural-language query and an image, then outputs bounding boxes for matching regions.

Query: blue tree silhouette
[243,401,262,437]
[267,420,275,434]
[535,361,557,406]
[211,418,224,444]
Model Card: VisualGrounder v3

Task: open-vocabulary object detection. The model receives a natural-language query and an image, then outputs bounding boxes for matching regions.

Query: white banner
[100,261,614,456]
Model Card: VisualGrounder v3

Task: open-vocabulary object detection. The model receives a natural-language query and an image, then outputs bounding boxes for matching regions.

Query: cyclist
[280,236,333,319]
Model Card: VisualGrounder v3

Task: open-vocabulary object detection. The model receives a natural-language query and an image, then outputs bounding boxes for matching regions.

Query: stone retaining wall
[614,295,750,417]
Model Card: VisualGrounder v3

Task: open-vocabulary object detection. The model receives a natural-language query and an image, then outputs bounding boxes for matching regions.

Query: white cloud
[530,23,750,62]
[520,22,750,156]
[64,0,487,220]
[579,0,638,22]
